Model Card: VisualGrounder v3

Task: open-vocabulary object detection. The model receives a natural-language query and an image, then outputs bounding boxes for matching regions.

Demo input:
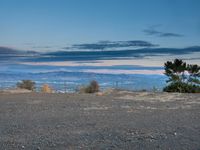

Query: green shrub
[163,82,200,93]
[163,59,200,93]
[16,80,36,91]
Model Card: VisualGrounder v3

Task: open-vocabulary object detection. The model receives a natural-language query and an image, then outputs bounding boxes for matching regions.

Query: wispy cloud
[31,46,53,49]
[159,33,183,37]
[0,46,20,54]
[143,26,184,37]
[65,40,158,50]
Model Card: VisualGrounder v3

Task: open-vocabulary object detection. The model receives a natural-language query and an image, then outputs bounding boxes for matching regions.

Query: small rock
[22,145,25,149]
[36,147,40,150]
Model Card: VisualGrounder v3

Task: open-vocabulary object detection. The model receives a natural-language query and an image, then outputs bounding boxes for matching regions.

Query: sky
[0,0,200,52]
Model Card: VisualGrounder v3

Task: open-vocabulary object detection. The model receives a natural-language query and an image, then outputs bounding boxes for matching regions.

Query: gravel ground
[0,91,200,150]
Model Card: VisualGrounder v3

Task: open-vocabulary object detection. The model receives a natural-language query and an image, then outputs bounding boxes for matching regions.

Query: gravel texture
[0,91,200,150]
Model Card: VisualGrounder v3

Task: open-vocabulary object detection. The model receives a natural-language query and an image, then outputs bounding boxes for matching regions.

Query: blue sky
[0,0,200,51]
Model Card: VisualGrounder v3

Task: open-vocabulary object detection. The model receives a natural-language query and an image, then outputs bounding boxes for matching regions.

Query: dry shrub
[17,80,35,91]
[79,80,100,93]
[41,84,53,93]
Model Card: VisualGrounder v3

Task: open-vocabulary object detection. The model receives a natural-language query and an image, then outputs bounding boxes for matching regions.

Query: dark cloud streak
[1,45,200,63]
[65,40,158,50]
[143,26,184,37]
[159,32,183,37]
[32,46,200,62]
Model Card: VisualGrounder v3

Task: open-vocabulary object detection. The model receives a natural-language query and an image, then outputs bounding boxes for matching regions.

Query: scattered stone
[0,92,199,149]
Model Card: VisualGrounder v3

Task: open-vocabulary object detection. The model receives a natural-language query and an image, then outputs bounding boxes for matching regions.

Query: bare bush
[41,84,53,93]
[79,80,100,93]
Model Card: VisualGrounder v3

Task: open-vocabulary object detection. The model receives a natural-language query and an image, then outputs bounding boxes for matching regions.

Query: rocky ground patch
[0,92,200,149]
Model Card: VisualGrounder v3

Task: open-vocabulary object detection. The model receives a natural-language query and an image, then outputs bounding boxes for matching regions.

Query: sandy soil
[0,91,200,150]
[0,89,32,94]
